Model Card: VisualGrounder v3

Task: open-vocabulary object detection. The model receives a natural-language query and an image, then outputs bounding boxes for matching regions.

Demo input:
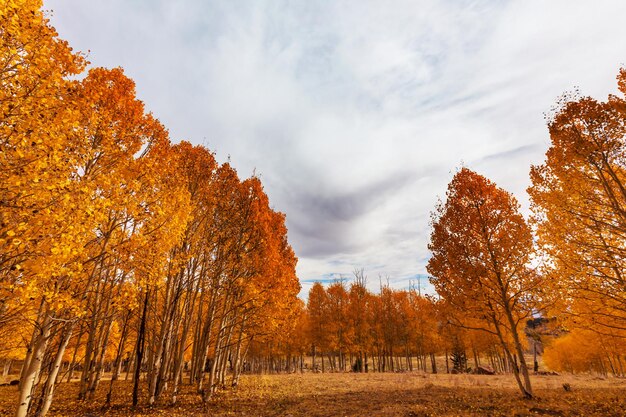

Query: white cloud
[47,0,626,296]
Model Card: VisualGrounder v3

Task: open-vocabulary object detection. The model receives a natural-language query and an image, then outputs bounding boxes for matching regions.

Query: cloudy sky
[47,0,626,296]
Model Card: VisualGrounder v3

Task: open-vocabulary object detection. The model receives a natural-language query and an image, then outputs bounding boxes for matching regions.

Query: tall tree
[427,168,539,398]
[306,282,328,371]
[0,3,88,416]
[529,69,626,337]
[348,269,370,372]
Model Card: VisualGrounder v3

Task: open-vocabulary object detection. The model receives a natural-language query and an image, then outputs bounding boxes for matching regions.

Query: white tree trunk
[36,326,73,417]
[16,314,51,417]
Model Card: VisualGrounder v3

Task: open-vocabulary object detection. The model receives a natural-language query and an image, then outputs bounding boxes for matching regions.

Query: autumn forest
[1,1,626,416]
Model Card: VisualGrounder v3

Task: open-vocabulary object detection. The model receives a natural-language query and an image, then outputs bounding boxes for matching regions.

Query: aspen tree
[428,168,539,398]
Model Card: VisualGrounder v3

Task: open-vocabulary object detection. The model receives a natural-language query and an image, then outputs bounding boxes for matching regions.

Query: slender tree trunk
[133,288,150,407]
[230,318,247,387]
[472,346,479,369]
[616,354,624,377]
[506,317,533,397]
[35,325,73,417]
[493,315,532,398]
[64,322,85,383]
[106,311,130,405]
[125,341,137,381]
[430,353,437,374]
[204,296,233,401]
[196,291,218,392]
[16,313,52,417]
[78,275,105,401]
[19,300,47,391]
[405,346,410,371]
[87,318,113,400]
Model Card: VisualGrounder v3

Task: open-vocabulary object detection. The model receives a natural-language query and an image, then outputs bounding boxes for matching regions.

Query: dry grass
[1,372,625,416]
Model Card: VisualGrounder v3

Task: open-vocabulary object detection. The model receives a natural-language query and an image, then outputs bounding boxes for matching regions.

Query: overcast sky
[47,0,626,296]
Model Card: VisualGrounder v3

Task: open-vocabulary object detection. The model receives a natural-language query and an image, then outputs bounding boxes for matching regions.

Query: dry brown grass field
[1,372,625,417]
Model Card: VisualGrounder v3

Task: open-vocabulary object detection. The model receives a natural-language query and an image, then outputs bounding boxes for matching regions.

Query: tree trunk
[106,311,130,405]
[133,288,150,407]
[493,315,532,398]
[16,313,52,417]
[430,353,437,374]
[506,317,533,397]
[35,325,73,417]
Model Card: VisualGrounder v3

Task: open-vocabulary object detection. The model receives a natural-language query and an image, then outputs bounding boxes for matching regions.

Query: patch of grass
[0,372,624,416]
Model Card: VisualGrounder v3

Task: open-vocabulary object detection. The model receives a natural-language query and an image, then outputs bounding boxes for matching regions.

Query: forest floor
[1,372,625,417]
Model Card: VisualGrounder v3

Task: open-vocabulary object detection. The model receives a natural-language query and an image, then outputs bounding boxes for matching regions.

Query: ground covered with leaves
[1,373,625,416]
